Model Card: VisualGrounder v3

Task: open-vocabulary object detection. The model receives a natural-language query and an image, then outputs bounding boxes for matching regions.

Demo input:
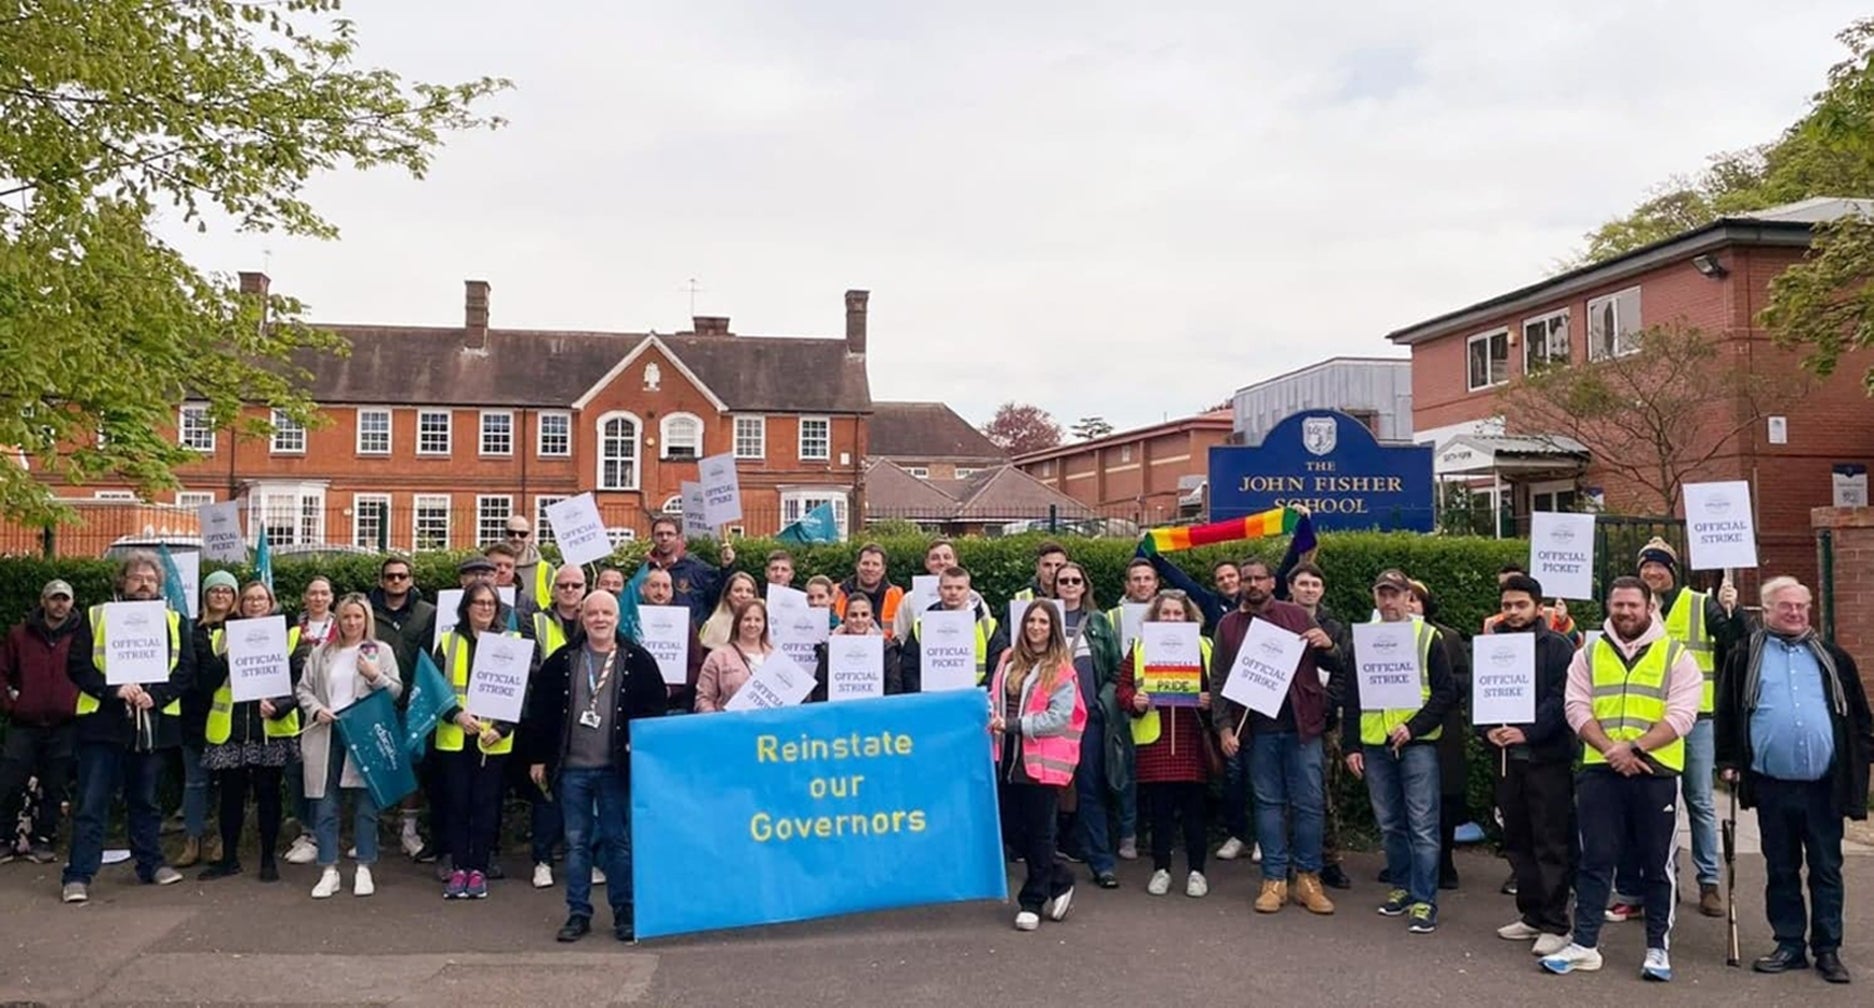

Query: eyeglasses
[555,582,584,590]
[468,599,497,608]
[381,572,410,581]
[1054,576,1084,585]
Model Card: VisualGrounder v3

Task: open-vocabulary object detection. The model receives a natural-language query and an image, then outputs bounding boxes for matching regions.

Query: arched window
[660,412,703,460]
[661,495,684,515]
[596,412,640,491]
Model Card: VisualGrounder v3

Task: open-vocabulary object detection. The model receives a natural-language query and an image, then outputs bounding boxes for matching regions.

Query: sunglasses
[555,581,584,589]
[381,572,410,581]
[509,529,530,538]
[1054,576,1084,585]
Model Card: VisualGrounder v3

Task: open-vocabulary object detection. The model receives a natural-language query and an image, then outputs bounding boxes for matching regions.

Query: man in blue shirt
[1717,576,1872,986]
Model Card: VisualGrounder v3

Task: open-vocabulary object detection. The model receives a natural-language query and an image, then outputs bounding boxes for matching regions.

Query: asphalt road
[1,843,1867,1007]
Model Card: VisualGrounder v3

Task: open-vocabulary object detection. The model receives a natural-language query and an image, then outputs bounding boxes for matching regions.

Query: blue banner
[334,687,418,809]
[402,650,453,760]
[631,691,1007,939]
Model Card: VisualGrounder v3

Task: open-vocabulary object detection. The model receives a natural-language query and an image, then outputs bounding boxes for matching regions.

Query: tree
[980,402,1062,455]
[1562,148,1772,268]
[0,1,508,523]
[1495,325,1803,515]
[1069,416,1114,441]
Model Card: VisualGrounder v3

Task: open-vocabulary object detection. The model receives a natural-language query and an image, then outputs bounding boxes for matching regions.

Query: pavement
[1,817,1869,1008]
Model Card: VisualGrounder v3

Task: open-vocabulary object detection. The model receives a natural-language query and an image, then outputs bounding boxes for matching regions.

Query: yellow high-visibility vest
[78,605,183,718]
[1357,618,1443,746]
[1661,589,1715,714]
[1582,635,1688,772]
[204,624,302,743]
[432,629,521,755]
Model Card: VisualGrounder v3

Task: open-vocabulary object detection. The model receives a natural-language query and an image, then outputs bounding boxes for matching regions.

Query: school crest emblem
[1302,417,1337,457]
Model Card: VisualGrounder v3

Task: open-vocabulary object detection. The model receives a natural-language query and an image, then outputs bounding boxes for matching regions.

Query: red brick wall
[1013,423,1229,522]
[1811,507,1874,701]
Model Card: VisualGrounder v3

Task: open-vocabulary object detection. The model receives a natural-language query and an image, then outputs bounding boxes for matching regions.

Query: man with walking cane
[1715,576,1869,985]
[1723,787,1740,967]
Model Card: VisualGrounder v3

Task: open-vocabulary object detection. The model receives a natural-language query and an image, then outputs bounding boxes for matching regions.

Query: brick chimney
[238,271,270,297]
[692,315,731,336]
[845,289,869,355]
[465,279,490,350]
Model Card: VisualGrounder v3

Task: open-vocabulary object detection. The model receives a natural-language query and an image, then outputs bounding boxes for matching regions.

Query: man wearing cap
[504,516,552,619]
[1341,568,1456,935]
[0,580,82,864]
[1605,537,1747,921]
[460,554,519,633]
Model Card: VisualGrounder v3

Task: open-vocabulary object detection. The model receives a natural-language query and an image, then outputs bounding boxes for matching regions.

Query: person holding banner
[695,599,774,713]
[1051,562,1124,887]
[1214,559,1338,914]
[640,569,705,712]
[432,584,522,900]
[699,572,761,651]
[1479,574,1577,957]
[834,543,906,639]
[900,568,1006,694]
[990,600,1085,931]
[369,556,437,861]
[198,581,305,883]
[60,551,195,903]
[1540,577,1701,981]
[297,594,402,898]
[523,590,668,943]
[1716,577,1869,985]
[1117,591,1214,899]
[174,570,237,869]
[810,594,903,700]
[1341,569,1456,935]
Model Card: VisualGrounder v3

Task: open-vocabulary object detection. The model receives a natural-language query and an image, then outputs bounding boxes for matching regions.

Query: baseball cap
[41,579,73,599]
[1371,569,1411,592]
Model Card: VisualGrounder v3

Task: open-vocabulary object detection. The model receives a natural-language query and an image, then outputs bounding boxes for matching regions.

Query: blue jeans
[1222,743,1252,841]
[1363,743,1441,906]
[559,767,631,922]
[530,788,563,865]
[64,742,166,885]
[1118,774,1137,842]
[1614,718,1721,899]
[1073,714,1116,874]
[180,744,210,839]
[1250,732,1325,879]
[313,746,379,867]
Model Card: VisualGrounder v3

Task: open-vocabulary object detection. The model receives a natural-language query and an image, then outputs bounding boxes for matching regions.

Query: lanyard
[584,647,617,710]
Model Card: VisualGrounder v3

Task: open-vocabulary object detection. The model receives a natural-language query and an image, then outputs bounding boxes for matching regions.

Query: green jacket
[1070,607,1133,797]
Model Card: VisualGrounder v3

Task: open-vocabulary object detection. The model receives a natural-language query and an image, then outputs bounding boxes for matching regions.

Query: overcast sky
[168,1,1868,433]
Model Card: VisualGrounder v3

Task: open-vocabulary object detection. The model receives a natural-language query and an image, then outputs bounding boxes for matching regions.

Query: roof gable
[868,401,1007,460]
[570,336,727,411]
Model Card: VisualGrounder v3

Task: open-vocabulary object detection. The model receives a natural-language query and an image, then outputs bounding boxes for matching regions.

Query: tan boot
[203,834,223,864]
[1292,872,1336,915]
[1253,879,1287,913]
[173,836,201,868]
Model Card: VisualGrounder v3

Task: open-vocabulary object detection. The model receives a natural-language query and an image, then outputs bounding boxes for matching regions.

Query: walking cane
[1723,783,1740,967]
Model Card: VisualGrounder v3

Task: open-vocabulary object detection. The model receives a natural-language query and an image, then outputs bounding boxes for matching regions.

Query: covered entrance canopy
[1434,434,1590,538]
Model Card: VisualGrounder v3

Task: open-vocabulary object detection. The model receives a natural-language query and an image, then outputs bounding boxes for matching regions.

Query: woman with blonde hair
[698,571,760,650]
[991,599,1086,932]
[1117,590,1214,898]
[695,599,773,712]
[296,593,402,898]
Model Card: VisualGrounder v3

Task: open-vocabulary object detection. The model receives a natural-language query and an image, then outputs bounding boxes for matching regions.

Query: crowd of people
[0,513,1866,980]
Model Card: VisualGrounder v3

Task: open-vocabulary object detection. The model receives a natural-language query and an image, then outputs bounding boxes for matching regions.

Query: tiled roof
[868,401,1006,461]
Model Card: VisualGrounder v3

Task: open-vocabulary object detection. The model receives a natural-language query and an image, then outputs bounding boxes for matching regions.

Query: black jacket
[194,614,307,746]
[898,599,1010,694]
[1716,630,1872,821]
[1473,620,1578,765]
[370,588,437,687]
[1338,620,1456,744]
[810,634,906,701]
[65,603,196,750]
[521,631,667,781]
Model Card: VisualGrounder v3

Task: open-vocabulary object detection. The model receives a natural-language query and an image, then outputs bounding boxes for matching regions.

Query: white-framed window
[1041,461,1055,477]
[534,495,567,546]
[596,411,640,491]
[476,495,512,544]
[660,494,684,515]
[176,491,216,508]
[249,482,325,546]
[660,412,703,460]
[479,410,513,456]
[356,408,391,455]
[417,410,452,456]
[734,416,766,459]
[352,493,391,550]
[178,404,215,452]
[798,416,830,461]
[269,409,306,454]
[92,490,137,501]
[606,527,636,546]
[905,466,930,479]
[1523,310,1570,373]
[1588,286,1642,360]
[955,467,980,479]
[537,411,571,458]
[781,488,849,540]
[413,494,451,551]
[1466,328,1510,391]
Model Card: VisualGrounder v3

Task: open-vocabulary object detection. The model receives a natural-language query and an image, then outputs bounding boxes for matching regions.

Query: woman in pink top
[695,599,773,712]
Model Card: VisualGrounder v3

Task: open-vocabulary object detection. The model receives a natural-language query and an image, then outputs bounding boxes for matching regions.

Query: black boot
[198,859,242,880]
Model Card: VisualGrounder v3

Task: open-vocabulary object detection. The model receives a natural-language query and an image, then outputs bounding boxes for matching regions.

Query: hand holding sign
[225,615,292,702]
[465,632,532,724]
[1351,621,1425,712]
[1220,618,1305,720]
[1528,512,1595,601]
[1470,633,1536,726]
[723,650,814,711]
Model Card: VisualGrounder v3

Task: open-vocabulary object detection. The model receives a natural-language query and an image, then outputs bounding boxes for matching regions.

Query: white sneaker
[591,866,606,886]
[284,835,317,865]
[399,831,424,859]
[1046,885,1074,921]
[1498,920,1543,941]
[533,862,553,888]
[1147,869,1172,896]
[353,866,374,897]
[1250,842,1263,864]
[61,881,88,903]
[1532,932,1572,957]
[1215,837,1246,860]
[1013,910,1039,931]
[1186,871,1209,898]
[1539,943,1604,975]
[311,866,341,899]
[1641,948,1672,982]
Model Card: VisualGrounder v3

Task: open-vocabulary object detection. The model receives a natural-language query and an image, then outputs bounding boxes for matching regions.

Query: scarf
[1141,506,1316,555]
[1742,628,1847,719]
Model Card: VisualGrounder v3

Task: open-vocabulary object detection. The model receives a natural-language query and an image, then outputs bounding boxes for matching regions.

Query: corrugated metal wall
[1232,359,1413,446]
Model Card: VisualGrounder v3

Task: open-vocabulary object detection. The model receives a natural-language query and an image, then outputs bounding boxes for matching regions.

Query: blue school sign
[1210,410,1434,532]
[630,691,1007,939]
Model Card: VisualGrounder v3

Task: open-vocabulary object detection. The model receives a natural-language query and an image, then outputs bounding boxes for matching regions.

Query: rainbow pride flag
[1142,507,1317,555]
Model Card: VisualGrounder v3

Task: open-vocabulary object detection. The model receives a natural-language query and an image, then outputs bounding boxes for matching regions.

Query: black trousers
[1753,773,1846,955]
[1000,781,1073,912]
[0,722,74,844]
[438,748,507,874]
[216,765,283,864]
[1496,756,1574,934]
[1573,769,1678,951]
[1141,781,1208,874]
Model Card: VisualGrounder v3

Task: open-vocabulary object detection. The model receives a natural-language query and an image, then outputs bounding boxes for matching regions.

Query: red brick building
[1387,198,1874,589]
[1012,411,1234,526]
[21,276,877,553]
